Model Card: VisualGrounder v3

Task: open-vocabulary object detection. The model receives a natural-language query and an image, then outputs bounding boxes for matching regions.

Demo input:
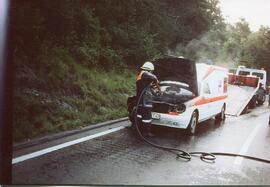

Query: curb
[14,117,129,151]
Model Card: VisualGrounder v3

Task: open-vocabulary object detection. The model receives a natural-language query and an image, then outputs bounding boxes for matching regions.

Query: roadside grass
[13,59,136,142]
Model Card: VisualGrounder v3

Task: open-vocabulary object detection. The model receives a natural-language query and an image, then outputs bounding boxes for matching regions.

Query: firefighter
[136,61,159,136]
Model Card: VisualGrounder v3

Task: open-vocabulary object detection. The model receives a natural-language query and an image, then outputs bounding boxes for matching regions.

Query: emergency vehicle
[224,65,267,116]
[236,66,267,105]
[149,57,228,135]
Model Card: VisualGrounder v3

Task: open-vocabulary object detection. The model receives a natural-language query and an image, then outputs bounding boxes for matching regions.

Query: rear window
[252,72,264,79]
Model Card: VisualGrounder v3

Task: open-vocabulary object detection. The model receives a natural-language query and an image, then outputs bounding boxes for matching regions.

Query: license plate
[152,113,161,120]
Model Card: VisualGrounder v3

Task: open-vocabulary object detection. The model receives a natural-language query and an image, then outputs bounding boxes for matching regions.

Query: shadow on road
[128,117,226,146]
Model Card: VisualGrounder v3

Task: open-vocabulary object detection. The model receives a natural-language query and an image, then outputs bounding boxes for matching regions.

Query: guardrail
[14,117,129,151]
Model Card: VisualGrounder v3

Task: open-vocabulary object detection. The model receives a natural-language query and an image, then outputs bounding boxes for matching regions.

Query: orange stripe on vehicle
[202,66,227,80]
[202,67,215,80]
[211,65,227,71]
[193,95,227,106]
[191,96,203,103]
[168,112,180,115]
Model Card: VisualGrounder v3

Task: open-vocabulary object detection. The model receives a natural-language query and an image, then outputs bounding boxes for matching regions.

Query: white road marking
[12,126,125,164]
[234,122,263,165]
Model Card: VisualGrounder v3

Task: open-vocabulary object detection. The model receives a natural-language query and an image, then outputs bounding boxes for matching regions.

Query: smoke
[168,30,236,69]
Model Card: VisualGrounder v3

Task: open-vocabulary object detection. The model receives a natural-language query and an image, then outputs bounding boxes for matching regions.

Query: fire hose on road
[133,86,270,164]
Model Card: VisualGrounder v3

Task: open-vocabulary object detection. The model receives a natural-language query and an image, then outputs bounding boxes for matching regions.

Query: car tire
[249,96,257,109]
[257,95,265,105]
[242,105,249,114]
[215,104,226,123]
[187,111,198,136]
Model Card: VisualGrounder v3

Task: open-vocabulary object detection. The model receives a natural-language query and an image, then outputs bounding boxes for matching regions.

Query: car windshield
[252,72,264,79]
[238,71,250,76]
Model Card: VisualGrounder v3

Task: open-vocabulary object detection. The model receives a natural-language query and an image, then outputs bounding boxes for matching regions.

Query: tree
[242,26,270,74]
[219,18,251,66]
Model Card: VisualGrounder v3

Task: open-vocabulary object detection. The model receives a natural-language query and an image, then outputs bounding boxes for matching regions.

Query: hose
[133,87,270,164]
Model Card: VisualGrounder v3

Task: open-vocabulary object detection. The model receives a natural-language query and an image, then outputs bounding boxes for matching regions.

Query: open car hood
[153,57,198,96]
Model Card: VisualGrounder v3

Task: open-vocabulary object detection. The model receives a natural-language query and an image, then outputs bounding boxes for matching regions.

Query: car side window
[203,83,211,94]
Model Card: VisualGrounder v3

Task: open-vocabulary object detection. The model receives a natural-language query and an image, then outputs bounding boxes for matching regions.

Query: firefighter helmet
[141,61,154,71]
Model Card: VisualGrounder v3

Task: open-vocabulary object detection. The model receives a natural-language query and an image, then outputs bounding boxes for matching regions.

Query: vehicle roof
[237,66,266,74]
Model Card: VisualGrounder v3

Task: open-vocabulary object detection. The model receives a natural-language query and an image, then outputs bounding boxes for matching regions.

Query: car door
[198,81,213,121]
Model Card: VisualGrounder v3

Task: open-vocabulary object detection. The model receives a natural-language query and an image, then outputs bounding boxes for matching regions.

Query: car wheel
[258,95,265,105]
[215,105,226,123]
[241,105,249,114]
[248,96,257,109]
[187,111,198,136]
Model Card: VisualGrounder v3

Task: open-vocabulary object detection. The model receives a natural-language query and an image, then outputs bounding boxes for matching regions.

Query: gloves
[150,81,162,96]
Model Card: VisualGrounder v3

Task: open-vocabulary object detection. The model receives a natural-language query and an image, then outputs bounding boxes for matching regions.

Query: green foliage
[12,0,223,68]
[219,22,270,73]
[13,66,135,142]
[13,0,270,142]
[241,27,270,74]
[173,18,270,72]
[12,0,225,142]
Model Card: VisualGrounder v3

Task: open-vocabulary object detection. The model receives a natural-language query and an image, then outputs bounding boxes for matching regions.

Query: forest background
[12,0,270,142]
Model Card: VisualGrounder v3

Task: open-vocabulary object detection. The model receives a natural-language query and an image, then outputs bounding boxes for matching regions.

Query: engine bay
[152,81,194,114]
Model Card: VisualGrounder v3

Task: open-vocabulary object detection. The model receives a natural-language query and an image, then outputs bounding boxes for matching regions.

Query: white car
[150,57,228,135]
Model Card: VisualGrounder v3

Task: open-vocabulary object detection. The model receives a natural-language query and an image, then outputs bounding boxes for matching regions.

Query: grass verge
[13,58,136,143]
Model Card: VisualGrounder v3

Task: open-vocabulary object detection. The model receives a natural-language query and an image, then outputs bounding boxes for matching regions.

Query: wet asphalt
[12,105,270,185]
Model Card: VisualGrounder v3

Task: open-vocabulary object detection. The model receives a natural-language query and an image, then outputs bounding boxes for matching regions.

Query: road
[12,105,270,185]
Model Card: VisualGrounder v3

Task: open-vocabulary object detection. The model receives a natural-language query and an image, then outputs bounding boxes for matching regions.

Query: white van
[150,57,228,135]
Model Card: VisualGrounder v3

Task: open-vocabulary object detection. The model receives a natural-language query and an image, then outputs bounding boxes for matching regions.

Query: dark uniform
[136,70,158,133]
